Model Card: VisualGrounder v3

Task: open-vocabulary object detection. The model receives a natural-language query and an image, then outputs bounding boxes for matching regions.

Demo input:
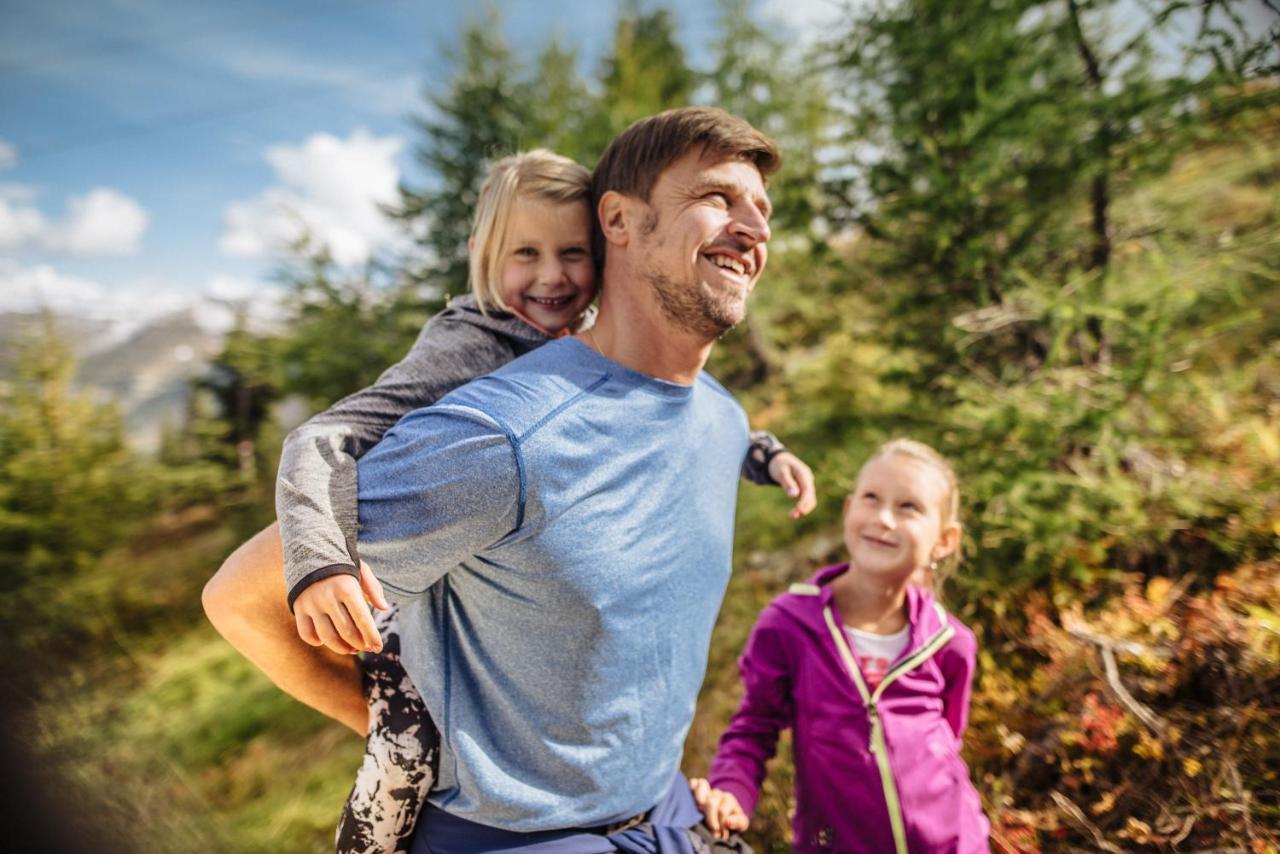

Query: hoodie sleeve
[707,606,795,817]
[278,306,539,607]
[938,619,979,740]
[740,430,788,485]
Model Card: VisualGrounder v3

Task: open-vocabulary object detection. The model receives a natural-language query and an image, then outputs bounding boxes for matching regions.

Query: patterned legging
[335,607,440,854]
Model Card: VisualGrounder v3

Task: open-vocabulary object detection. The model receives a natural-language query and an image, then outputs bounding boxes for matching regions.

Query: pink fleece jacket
[708,564,990,853]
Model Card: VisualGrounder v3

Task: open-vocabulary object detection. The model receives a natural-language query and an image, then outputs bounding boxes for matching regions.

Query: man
[206,107,779,851]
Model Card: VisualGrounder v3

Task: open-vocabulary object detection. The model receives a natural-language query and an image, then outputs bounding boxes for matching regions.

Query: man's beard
[638,210,748,340]
[645,267,745,340]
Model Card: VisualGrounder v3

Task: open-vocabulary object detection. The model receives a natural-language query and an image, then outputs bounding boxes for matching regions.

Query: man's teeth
[709,255,746,275]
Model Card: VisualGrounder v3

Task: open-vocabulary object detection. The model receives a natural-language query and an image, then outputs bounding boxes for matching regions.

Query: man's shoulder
[433,339,605,439]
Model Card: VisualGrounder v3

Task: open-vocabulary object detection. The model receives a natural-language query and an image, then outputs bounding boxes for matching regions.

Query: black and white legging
[335,607,440,854]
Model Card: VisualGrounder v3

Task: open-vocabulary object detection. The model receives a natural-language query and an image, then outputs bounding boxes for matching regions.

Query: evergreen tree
[390,5,534,294]
[525,37,601,165]
[706,0,834,241]
[587,2,697,154]
[0,315,147,590]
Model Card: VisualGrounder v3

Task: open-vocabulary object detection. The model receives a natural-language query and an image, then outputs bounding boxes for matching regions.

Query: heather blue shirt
[356,337,749,833]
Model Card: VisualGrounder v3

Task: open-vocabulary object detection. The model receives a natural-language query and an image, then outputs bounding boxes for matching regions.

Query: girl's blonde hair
[860,438,962,595]
[468,149,592,313]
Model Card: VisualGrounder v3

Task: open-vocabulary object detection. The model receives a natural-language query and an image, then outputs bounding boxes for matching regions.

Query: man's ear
[598,190,631,248]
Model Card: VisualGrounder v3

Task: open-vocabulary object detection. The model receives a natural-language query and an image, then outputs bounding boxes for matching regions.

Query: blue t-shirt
[356,337,749,833]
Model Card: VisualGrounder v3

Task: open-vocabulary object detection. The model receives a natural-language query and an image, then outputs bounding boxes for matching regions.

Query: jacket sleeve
[277,315,522,606]
[740,430,788,485]
[707,609,795,817]
[938,620,978,740]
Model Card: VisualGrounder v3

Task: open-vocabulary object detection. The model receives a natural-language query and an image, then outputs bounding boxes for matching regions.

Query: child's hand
[768,451,816,519]
[294,562,390,655]
[689,777,749,840]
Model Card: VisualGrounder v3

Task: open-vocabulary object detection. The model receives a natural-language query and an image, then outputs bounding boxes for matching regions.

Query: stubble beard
[639,211,747,341]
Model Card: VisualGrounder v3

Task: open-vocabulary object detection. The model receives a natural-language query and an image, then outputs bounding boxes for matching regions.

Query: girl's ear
[467,236,476,252]
[932,523,961,562]
[597,190,631,247]
[843,494,854,518]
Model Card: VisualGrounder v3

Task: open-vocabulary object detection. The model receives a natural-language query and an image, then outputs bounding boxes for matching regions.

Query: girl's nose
[877,506,896,529]
[539,259,567,286]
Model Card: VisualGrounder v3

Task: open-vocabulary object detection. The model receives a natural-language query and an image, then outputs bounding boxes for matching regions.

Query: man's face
[632,148,772,339]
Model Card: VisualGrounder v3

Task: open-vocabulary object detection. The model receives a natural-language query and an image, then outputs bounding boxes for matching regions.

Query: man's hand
[689,777,749,840]
[294,562,390,655]
[768,451,816,519]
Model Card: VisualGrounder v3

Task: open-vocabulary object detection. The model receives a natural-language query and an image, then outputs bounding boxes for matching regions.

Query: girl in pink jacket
[692,438,990,853]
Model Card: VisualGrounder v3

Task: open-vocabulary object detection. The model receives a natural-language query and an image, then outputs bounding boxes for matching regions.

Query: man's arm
[202,523,368,734]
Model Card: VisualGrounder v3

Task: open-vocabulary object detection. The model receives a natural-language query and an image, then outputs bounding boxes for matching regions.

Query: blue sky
[0,0,832,331]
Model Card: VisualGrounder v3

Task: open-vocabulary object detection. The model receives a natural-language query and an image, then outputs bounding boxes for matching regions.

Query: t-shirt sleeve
[349,404,523,600]
[276,313,521,602]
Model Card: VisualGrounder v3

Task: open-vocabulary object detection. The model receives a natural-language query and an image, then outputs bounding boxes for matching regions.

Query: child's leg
[335,606,440,854]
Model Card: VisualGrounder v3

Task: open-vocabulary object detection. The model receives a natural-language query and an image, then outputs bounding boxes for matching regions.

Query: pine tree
[390,5,535,295]
[586,2,697,154]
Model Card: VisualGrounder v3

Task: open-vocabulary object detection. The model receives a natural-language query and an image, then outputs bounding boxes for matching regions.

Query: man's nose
[730,202,771,245]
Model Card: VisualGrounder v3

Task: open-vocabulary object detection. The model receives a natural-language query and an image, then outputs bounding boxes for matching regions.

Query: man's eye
[706,192,730,205]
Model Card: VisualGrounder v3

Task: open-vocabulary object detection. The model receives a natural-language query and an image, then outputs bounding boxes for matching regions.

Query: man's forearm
[202,522,368,735]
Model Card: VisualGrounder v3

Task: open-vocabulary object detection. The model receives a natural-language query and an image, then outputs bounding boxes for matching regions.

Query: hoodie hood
[439,293,552,348]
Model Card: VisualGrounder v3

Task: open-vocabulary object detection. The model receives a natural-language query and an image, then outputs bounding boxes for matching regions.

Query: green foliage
[391,4,537,293]
[0,316,152,596]
[587,2,696,150]
[272,241,439,410]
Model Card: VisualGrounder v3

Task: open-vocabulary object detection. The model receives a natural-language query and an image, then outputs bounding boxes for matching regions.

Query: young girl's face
[498,196,596,333]
[843,453,958,582]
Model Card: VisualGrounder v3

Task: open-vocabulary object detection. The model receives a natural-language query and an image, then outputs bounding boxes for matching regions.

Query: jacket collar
[785,562,949,652]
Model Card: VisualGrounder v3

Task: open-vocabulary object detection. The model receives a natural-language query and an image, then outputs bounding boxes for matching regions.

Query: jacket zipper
[822,602,954,854]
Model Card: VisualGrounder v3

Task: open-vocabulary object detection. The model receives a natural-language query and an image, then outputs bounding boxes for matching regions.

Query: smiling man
[206,108,780,853]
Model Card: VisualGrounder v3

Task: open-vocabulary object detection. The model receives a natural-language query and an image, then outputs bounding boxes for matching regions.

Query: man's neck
[583,277,715,385]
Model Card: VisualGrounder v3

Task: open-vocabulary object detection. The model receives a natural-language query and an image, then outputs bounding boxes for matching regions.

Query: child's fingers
[312,614,359,655]
[688,777,710,807]
[327,597,367,652]
[296,612,322,647]
[359,561,391,611]
[790,460,817,517]
[344,599,383,653]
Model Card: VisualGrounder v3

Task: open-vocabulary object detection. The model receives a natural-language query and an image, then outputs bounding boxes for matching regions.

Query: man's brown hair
[590,107,781,255]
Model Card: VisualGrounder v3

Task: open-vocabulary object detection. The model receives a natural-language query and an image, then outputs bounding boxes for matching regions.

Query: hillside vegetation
[3,1,1276,850]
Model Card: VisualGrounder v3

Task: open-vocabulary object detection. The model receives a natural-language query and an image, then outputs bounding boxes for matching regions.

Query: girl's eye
[514,247,538,258]
[562,247,588,258]
[861,492,878,503]
[901,502,920,513]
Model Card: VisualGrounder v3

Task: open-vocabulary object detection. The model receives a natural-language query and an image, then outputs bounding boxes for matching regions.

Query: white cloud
[220,128,404,266]
[197,273,288,334]
[49,188,150,255]
[0,186,150,256]
[0,263,278,344]
[0,139,16,170]
[0,263,105,313]
[0,196,48,250]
